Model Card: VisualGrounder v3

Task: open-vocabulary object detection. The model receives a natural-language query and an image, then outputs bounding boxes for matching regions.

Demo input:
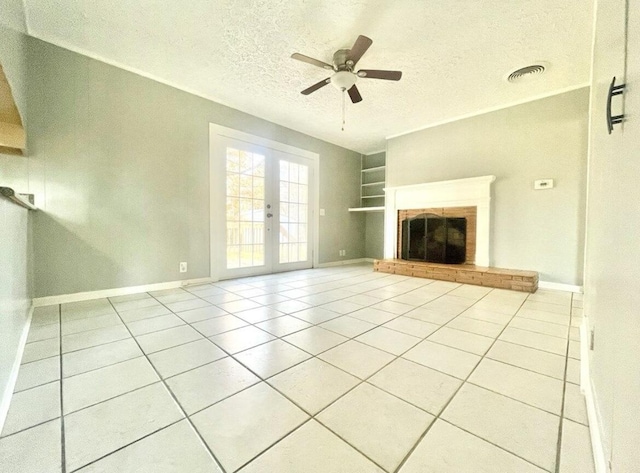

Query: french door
[215,136,315,279]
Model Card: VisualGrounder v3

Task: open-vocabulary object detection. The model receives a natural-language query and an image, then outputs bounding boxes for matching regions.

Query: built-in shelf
[348,206,385,212]
[361,165,385,173]
[349,152,386,213]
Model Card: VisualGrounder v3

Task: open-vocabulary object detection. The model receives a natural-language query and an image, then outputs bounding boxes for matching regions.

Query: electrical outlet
[339,250,346,256]
[179,262,188,273]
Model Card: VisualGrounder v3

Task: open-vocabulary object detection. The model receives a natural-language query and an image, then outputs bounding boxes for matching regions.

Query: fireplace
[397,207,476,263]
[401,214,467,263]
[384,176,496,266]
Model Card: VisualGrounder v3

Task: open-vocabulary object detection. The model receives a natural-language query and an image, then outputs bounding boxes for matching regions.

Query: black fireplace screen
[401,214,466,264]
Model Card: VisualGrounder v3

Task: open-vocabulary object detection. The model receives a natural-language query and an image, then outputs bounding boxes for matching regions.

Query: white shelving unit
[349,153,386,212]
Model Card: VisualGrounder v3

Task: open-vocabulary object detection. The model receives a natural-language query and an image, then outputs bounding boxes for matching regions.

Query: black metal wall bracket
[607,76,626,134]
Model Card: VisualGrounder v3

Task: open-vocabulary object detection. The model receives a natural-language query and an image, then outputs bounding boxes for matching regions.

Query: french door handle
[607,76,625,134]
[266,213,273,218]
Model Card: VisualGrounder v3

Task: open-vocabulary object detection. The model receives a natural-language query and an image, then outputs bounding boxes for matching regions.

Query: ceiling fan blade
[301,78,331,95]
[347,35,373,65]
[347,85,363,103]
[291,53,334,70]
[357,69,402,81]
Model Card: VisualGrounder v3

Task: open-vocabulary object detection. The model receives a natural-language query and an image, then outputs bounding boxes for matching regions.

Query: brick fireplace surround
[376,176,538,293]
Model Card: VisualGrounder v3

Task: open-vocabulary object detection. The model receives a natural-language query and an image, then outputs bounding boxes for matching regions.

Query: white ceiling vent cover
[507,64,546,82]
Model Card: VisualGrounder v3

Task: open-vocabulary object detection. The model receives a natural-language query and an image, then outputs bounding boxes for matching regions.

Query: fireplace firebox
[401,214,467,264]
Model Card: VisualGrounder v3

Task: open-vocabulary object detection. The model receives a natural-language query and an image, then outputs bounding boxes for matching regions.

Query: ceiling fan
[291,35,402,104]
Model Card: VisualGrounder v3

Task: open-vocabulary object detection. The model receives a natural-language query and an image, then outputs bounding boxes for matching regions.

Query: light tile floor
[0,264,595,473]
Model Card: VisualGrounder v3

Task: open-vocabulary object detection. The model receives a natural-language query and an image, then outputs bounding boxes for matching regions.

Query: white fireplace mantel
[384,175,496,266]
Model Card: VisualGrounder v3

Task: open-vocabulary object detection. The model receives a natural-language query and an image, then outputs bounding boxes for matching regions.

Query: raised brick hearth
[373,259,538,293]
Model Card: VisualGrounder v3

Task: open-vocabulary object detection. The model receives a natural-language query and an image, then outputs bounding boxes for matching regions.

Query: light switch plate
[534,179,554,190]
[320,208,325,216]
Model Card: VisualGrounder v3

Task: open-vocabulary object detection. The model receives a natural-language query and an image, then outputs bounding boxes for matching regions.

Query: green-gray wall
[386,88,589,285]
[365,212,384,259]
[18,37,364,297]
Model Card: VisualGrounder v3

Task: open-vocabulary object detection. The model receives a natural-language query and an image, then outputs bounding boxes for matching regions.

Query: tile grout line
[554,293,575,473]
[437,417,554,472]
[147,279,455,471]
[477,354,567,382]
[0,415,62,441]
[146,290,287,356]
[392,290,535,473]
[452,315,571,340]
[65,419,186,473]
[228,417,317,472]
[266,283,491,473]
[103,298,230,473]
[213,274,551,470]
[58,304,67,473]
[34,268,575,473]
[59,334,132,357]
[184,283,459,409]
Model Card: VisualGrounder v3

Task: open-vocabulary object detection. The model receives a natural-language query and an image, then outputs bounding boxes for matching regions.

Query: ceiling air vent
[507,64,546,83]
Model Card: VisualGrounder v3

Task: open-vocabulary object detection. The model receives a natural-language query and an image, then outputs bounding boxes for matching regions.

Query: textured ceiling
[0,0,27,32]
[17,0,593,153]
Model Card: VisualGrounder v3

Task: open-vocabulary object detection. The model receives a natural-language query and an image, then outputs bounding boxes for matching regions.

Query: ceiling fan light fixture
[331,71,357,91]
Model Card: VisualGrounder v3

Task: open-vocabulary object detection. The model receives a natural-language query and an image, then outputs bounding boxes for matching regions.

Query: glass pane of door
[278,159,309,264]
[225,146,266,269]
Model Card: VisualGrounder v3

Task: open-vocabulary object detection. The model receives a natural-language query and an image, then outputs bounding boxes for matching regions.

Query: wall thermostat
[534,179,554,190]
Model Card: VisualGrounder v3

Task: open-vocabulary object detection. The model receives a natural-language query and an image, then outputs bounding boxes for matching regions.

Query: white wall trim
[581,317,608,473]
[0,304,33,435]
[32,277,213,307]
[384,175,496,266]
[385,83,590,141]
[317,258,371,268]
[538,281,583,293]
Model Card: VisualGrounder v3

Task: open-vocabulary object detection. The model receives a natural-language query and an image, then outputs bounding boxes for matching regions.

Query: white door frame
[209,123,320,281]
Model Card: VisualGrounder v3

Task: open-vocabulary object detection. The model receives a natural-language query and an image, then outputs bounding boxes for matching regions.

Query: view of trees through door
[220,138,313,278]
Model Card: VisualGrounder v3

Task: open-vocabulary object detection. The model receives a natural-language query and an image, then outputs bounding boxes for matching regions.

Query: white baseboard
[538,281,583,293]
[316,258,372,268]
[0,304,33,435]
[581,317,608,473]
[32,277,214,307]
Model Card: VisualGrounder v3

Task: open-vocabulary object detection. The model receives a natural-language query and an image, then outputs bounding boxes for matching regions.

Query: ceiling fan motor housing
[333,49,352,70]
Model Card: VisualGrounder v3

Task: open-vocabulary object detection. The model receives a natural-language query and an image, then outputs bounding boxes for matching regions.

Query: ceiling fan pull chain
[342,90,346,131]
